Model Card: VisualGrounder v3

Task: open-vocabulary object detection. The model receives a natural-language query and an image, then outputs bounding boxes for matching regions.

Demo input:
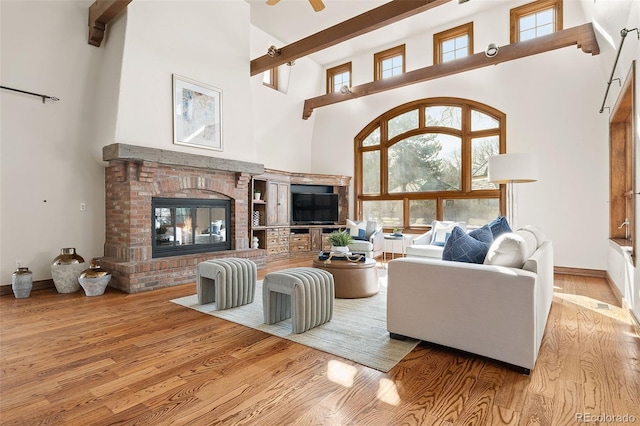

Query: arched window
[354,97,506,230]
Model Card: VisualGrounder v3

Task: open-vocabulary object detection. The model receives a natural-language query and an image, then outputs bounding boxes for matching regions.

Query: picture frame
[172,74,223,151]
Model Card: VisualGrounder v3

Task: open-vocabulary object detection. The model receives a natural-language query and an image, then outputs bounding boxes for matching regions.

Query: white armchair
[346,220,384,258]
[405,221,467,259]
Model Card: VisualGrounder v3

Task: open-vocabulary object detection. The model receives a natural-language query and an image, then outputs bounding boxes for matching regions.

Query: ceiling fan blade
[266,0,280,5]
[309,0,325,12]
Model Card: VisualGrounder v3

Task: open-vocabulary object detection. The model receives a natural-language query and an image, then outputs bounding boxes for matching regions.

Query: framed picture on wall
[172,74,223,151]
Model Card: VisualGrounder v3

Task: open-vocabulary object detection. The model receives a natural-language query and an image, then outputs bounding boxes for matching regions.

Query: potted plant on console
[328,231,353,254]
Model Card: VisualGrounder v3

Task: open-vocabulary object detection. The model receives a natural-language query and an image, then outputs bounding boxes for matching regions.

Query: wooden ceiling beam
[302,23,600,119]
[88,0,133,47]
[250,0,452,76]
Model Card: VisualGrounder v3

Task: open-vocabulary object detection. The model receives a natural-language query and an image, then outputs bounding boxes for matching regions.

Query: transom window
[510,0,562,43]
[355,98,506,230]
[326,62,352,94]
[433,22,474,64]
[374,45,405,81]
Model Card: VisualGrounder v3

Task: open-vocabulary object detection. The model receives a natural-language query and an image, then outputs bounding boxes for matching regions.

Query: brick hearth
[100,144,266,293]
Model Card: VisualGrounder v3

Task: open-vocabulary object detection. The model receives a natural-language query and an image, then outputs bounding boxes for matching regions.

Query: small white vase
[331,246,350,254]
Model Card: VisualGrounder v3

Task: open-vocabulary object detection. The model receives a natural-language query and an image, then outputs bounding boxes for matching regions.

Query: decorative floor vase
[51,248,85,293]
[78,259,111,296]
[12,267,33,299]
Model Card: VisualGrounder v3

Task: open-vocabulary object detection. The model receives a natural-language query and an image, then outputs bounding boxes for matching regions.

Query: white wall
[114,1,256,162]
[309,0,611,270]
[249,25,323,172]
[1,0,106,284]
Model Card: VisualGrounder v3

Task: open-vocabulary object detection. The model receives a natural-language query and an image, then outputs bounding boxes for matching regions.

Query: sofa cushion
[442,225,493,264]
[365,221,377,239]
[488,216,512,239]
[484,232,532,268]
[347,219,367,240]
[431,221,466,246]
[405,244,444,259]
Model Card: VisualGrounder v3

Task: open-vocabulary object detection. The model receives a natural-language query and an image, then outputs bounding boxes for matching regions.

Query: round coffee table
[312,257,379,298]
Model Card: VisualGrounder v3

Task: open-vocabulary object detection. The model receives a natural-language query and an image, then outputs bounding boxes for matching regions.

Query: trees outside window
[355,98,505,230]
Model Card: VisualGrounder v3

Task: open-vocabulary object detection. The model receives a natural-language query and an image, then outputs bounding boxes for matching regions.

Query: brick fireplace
[100,143,266,293]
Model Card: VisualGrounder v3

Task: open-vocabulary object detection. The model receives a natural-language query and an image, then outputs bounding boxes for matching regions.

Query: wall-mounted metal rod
[0,85,60,103]
[599,27,639,113]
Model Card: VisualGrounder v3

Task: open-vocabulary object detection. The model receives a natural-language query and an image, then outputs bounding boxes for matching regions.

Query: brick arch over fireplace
[153,174,240,199]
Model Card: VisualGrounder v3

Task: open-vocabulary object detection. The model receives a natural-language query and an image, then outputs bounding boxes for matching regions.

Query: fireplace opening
[152,197,231,258]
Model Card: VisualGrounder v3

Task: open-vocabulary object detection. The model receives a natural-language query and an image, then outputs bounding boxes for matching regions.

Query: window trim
[326,62,352,94]
[263,67,278,90]
[609,62,636,264]
[373,44,406,81]
[433,22,474,65]
[354,97,506,231]
[510,0,563,43]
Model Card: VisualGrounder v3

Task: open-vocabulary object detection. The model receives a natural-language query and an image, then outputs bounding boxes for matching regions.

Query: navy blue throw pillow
[442,225,494,264]
[488,216,512,239]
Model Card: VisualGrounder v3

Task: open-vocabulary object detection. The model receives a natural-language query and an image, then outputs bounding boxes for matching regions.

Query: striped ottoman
[196,258,257,310]
[263,267,334,334]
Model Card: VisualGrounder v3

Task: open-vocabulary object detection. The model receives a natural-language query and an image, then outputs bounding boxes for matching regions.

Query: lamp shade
[488,153,539,184]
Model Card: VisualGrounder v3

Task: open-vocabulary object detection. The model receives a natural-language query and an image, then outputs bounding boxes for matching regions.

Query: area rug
[170,273,419,372]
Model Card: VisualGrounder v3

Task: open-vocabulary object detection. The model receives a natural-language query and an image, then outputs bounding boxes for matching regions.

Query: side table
[383,234,409,267]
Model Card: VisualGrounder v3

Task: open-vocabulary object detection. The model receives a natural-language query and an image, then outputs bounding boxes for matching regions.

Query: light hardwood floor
[1,258,639,425]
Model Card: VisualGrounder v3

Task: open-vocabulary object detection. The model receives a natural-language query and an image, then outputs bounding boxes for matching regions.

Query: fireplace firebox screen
[152,197,231,258]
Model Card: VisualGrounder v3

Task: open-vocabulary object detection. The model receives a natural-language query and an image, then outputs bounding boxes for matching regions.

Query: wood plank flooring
[1,258,639,425]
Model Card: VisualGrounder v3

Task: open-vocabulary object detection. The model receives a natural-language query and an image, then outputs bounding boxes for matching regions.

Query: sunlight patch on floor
[327,359,357,388]
[555,293,630,323]
[376,378,400,405]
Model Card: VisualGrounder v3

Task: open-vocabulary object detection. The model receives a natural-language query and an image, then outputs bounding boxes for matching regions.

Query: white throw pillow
[518,225,546,248]
[483,233,527,268]
[430,221,466,246]
[515,229,537,260]
[346,219,367,240]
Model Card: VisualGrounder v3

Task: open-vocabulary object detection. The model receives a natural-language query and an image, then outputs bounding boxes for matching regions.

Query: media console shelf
[250,169,351,259]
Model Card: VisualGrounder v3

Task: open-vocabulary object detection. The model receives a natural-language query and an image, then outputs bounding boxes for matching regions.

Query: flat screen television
[291,192,339,224]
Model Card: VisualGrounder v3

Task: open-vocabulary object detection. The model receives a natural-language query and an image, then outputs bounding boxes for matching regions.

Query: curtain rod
[599,27,638,113]
[0,85,60,103]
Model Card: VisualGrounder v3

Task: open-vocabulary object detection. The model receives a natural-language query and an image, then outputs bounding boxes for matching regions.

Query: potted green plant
[392,227,403,236]
[253,188,261,200]
[328,230,353,254]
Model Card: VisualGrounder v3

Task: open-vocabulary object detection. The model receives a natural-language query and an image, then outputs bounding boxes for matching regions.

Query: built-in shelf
[249,169,351,258]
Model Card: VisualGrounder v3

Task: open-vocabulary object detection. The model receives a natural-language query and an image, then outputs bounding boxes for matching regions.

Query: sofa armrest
[411,230,432,245]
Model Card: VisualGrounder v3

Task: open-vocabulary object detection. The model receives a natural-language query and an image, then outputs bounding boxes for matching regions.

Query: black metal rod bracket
[0,85,60,103]
[599,27,639,114]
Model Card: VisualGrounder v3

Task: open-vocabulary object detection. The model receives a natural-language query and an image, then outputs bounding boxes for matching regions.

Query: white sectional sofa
[387,226,554,374]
